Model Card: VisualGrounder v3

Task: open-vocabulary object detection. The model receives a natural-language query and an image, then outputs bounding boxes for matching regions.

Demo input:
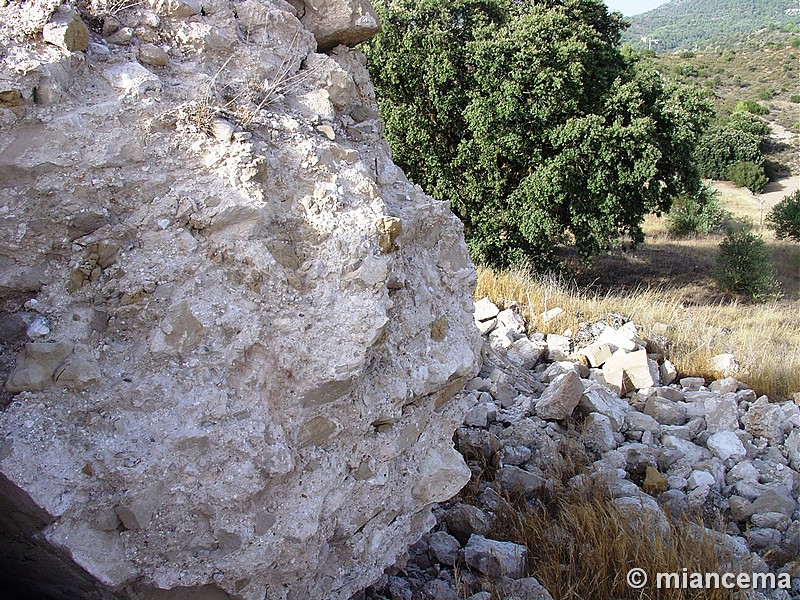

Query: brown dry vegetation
[456,440,741,600]
[475,182,800,400]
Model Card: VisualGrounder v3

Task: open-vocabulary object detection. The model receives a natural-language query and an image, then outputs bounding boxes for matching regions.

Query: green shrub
[727,161,768,194]
[666,185,729,235]
[364,0,713,268]
[790,94,800,103]
[714,227,779,300]
[735,100,768,115]
[756,88,775,100]
[767,190,800,242]
[695,111,769,180]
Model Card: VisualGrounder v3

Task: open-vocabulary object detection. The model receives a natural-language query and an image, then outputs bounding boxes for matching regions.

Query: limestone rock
[644,396,688,426]
[742,396,785,444]
[545,334,570,361]
[579,341,614,367]
[506,337,546,369]
[496,465,546,497]
[603,349,654,396]
[495,576,554,600]
[787,430,800,472]
[0,3,481,598]
[103,62,162,96]
[301,0,381,51]
[541,307,564,323]
[464,535,527,579]
[579,382,630,431]
[710,353,739,377]
[660,360,677,385]
[703,393,739,432]
[498,309,526,335]
[707,431,746,462]
[445,505,491,545]
[581,413,617,454]
[43,7,89,52]
[137,43,169,67]
[428,531,460,566]
[474,297,500,322]
[535,371,584,420]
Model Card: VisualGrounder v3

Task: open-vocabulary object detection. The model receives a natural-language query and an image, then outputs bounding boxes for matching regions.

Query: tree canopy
[365,0,714,267]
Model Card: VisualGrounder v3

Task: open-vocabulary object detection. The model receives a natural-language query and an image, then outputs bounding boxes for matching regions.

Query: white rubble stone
[688,469,716,490]
[750,512,790,532]
[541,307,564,323]
[786,430,800,472]
[464,535,527,579]
[579,382,630,431]
[476,317,497,335]
[751,490,797,519]
[535,371,584,420]
[662,435,709,465]
[710,353,739,377]
[680,377,706,391]
[488,326,515,351]
[644,396,688,426]
[474,297,500,322]
[464,402,495,428]
[497,466,546,497]
[602,349,654,396]
[497,309,526,335]
[545,334,571,361]
[707,431,747,462]
[660,360,678,385]
[742,396,785,444]
[596,326,638,351]
[709,376,740,394]
[541,361,580,383]
[103,62,162,96]
[624,411,662,434]
[579,341,614,368]
[506,337,546,369]
[581,413,617,454]
[703,393,740,432]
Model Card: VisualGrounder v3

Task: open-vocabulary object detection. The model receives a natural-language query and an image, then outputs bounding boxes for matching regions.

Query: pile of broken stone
[358,298,800,600]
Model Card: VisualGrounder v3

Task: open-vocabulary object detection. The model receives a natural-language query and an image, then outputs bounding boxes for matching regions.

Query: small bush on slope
[714,225,780,300]
[667,184,729,235]
[767,189,800,242]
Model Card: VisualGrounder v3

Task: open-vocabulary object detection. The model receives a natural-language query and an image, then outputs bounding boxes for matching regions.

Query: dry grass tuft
[490,480,738,600]
[476,267,800,400]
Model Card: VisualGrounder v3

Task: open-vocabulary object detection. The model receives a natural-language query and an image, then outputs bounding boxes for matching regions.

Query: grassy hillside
[650,41,800,174]
[624,0,800,50]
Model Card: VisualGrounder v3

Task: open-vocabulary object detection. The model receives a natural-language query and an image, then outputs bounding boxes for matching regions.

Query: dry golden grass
[489,481,737,600]
[457,441,741,600]
[475,266,800,400]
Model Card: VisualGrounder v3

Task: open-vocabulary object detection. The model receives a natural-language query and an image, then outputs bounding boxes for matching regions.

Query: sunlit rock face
[0,1,480,598]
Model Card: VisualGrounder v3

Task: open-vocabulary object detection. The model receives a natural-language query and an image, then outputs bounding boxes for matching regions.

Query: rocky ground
[358,298,800,600]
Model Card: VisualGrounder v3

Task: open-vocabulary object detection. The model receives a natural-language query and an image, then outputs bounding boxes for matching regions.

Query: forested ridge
[625,0,799,50]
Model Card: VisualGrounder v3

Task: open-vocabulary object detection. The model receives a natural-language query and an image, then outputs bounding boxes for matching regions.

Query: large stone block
[301,0,381,51]
[0,2,480,598]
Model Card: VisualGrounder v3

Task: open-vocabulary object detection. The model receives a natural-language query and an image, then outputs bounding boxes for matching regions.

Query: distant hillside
[624,0,800,50]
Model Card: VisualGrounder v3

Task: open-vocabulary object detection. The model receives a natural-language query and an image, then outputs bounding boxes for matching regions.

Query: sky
[605,0,672,16]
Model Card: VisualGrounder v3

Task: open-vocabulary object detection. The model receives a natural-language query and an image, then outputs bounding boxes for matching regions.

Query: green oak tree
[365,0,713,267]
